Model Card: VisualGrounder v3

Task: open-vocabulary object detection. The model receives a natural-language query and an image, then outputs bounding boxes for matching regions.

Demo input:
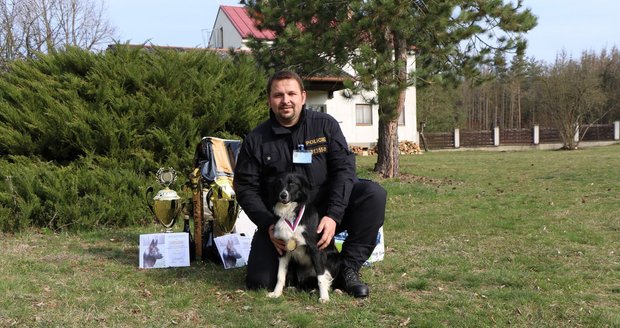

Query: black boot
[340,266,369,298]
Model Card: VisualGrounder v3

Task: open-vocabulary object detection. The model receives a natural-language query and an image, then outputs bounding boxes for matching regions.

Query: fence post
[454,128,460,148]
[615,121,620,140]
[533,125,540,145]
[494,127,500,146]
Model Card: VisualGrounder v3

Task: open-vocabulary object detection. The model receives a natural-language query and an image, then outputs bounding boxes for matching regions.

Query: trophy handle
[173,200,184,222]
[145,186,155,217]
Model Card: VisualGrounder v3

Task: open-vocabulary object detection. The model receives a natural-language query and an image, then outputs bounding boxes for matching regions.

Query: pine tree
[242,0,537,177]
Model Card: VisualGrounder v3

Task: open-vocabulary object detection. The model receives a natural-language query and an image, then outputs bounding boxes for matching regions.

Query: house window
[307,104,326,113]
[398,110,405,125]
[215,27,223,48]
[356,104,372,125]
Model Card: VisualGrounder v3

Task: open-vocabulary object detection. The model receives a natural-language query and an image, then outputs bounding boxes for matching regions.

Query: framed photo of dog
[214,233,251,269]
[139,232,191,269]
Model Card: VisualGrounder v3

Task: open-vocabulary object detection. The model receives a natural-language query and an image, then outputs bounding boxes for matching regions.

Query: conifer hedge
[0,45,268,232]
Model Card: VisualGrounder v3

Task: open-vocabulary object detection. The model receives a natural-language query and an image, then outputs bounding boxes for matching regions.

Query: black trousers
[245,179,387,290]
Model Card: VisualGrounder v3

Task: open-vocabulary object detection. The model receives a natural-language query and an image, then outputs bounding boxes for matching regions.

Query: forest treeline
[418,48,620,143]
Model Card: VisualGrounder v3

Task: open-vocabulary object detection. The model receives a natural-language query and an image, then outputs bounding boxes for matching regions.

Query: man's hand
[316,216,337,250]
[268,224,286,256]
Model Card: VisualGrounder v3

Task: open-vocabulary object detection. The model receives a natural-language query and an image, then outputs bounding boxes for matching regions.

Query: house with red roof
[208,5,418,147]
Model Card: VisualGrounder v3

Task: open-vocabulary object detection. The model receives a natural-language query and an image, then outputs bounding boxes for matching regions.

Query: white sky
[105,0,619,64]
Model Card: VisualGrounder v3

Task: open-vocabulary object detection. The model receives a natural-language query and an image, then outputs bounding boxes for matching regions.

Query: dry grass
[1,145,620,327]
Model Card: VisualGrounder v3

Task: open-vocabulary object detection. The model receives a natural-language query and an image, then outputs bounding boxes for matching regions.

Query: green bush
[0,156,153,231]
[0,45,268,232]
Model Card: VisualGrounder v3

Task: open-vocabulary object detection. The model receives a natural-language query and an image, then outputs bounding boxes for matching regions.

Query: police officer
[233,70,386,298]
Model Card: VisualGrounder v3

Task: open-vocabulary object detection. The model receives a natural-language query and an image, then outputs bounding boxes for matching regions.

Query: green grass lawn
[2,145,619,327]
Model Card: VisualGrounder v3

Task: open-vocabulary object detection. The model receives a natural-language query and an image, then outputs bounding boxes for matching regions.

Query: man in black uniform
[233,70,386,298]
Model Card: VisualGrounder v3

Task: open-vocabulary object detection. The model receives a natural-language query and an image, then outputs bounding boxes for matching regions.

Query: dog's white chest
[274,218,306,246]
[273,202,307,248]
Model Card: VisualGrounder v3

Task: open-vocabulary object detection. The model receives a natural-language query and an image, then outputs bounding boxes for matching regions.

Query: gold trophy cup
[146,168,182,233]
[206,177,239,235]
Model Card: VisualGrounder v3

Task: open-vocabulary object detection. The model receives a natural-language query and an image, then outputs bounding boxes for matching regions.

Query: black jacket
[233,109,357,229]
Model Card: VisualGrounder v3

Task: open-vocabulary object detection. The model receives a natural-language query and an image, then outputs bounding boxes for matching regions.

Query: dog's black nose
[279,190,289,203]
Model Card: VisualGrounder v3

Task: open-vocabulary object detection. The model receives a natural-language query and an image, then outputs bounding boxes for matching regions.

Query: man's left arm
[317,120,356,249]
[324,119,357,223]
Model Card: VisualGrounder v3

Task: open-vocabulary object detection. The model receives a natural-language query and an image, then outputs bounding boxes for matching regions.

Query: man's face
[268,78,306,127]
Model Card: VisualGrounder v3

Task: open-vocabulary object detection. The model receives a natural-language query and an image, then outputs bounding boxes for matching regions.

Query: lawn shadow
[79,229,142,266]
[142,260,247,292]
[86,244,139,267]
[83,229,247,292]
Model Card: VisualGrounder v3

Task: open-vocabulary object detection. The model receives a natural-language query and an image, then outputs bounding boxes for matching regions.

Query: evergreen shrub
[0,156,150,231]
[0,45,268,232]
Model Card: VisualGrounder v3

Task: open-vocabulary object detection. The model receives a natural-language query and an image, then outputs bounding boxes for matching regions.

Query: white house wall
[306,91,378,146]
[402,56,418,144]
[307,89,418,147]
[208,13,244,49]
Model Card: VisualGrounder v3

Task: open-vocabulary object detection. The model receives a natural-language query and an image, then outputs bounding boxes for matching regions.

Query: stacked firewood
[350,145,376,156]
[398,141,423,154]
[350,141,423,155]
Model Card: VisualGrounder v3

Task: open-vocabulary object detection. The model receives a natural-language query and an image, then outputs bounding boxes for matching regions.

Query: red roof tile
[221,6,276,40]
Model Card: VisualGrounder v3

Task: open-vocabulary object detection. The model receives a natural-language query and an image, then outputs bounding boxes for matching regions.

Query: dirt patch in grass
[381,172,463,187]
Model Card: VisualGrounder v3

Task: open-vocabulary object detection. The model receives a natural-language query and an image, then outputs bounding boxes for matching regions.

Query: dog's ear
[296,173,310,190]
[268,175,285,206]
[294,173,310,202]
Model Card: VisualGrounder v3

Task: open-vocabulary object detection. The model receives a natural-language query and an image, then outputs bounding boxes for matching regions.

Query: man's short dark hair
[267,70,305,95]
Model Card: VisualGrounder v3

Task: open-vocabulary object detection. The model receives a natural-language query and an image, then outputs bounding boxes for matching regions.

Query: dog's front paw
[319,296,330,303]
[267,291,281,299]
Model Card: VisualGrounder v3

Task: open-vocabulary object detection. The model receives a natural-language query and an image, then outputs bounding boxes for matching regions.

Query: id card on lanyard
[292,144,312,164]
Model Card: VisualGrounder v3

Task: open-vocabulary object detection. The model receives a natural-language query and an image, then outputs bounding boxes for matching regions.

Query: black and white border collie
[267,172,341,303]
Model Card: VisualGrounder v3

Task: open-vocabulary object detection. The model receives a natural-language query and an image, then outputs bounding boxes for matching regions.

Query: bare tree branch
[0,0,116,67]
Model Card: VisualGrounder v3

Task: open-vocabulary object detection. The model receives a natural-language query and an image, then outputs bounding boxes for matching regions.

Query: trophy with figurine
[146,167,183,233]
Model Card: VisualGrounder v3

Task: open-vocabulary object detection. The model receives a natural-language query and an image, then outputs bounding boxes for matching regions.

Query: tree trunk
[373,31,407,178]
[374,117,399,178]
[559,120,579,150]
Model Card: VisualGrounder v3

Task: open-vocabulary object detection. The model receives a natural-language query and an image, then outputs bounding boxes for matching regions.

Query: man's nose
[280,94,291,104]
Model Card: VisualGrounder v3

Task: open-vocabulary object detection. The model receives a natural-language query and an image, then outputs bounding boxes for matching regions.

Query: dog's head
[272,172,310,205]
[146,239,163,259]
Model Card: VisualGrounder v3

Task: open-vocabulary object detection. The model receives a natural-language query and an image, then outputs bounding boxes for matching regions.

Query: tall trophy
[191,137,242,262]
[207,177,240,235]
[146,167,183,233]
